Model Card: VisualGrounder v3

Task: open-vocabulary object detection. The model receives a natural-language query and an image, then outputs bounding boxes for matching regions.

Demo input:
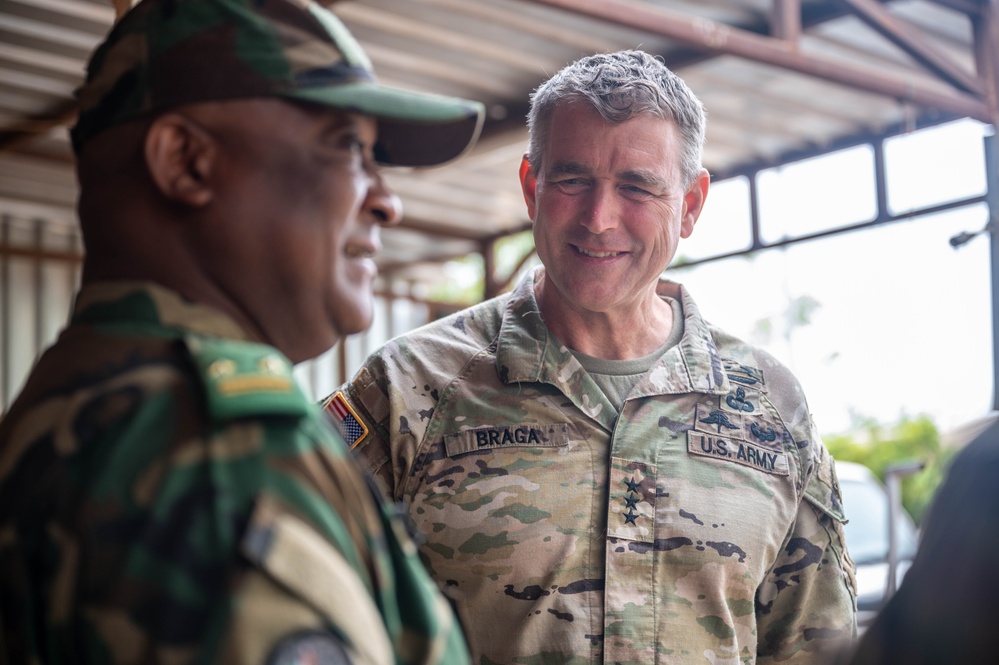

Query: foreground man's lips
[346,245,377,259]
[574,245,624,258]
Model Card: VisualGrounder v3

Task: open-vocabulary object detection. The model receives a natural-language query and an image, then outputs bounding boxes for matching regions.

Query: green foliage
[751,294,822,347]
[495,230,537,279]
[825,413,955,524]
[427,254,485,305]
[785,294,821,328]
[426,231,537,305]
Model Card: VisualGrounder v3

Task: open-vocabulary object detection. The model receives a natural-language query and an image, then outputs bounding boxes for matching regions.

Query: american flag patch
[323,391,368,448]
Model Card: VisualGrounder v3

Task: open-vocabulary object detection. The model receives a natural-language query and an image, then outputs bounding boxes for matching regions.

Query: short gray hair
[527,50,706,187]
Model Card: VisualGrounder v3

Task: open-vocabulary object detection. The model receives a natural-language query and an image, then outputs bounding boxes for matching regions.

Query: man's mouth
[575,246,624,258]
[346,245,377,259]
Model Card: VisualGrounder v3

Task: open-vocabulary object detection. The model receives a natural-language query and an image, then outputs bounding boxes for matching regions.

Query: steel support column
[987,132,999,411]
[482,237,499,301]
[1,218,8,410]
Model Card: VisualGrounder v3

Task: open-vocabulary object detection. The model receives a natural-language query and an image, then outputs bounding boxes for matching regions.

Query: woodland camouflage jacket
[0,282,469,665]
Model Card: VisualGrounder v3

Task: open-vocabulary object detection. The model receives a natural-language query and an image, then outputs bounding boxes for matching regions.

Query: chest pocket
[607,458,657,544]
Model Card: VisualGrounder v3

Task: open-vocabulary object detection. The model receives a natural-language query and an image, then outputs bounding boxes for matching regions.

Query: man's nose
[580,185,619,234]
[367,174,403,226]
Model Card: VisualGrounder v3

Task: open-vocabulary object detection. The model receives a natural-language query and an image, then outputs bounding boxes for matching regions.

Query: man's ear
[680,168,710,239]
[144,113,216,208]
[519,154,538,221]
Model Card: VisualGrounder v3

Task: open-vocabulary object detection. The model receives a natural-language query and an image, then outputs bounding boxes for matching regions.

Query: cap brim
[288,83,485,167]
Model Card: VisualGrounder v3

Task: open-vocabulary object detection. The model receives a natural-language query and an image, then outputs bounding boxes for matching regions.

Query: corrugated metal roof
[1,0,996,293]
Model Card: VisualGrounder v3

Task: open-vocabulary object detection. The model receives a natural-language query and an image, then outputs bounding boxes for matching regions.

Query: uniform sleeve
[322,365,406,502]
[180,336,468,665]
[756,427,858,663]
[217,494,395,665]
[210,419,469,665]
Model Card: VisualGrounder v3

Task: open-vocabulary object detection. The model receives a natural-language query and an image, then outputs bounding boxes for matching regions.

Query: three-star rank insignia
[322,391,369,449]
[608,458,655,543]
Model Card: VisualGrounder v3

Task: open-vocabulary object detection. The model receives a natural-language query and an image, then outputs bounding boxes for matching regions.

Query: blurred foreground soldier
[0,0,483,662]
[848,419,999,665]
[329,50,856,663]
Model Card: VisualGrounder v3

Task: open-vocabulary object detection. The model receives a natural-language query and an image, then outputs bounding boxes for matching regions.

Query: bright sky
[674,118,993,437]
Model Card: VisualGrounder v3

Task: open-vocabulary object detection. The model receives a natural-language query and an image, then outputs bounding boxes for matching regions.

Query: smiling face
[521,101,708,321]
[199,99,401,362]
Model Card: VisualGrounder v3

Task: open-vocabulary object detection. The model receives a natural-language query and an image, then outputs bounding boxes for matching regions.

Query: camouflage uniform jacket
[334,268,857,664]
[0,282,470,665]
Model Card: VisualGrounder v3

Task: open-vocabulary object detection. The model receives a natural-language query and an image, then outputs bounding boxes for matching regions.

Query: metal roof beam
[771,0,801,44]
[709,111,961,181]
[838,0,982,95]
[395,216,489,242]
[926,0,983,17]
[377,250,474,275]
[0,100,75,152]
[525,0,993,123]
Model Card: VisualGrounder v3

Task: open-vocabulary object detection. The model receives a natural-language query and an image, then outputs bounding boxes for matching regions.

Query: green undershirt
[571,297,684,413]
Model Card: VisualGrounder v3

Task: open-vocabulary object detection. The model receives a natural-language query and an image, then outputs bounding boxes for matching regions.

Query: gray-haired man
[329,50,857,664]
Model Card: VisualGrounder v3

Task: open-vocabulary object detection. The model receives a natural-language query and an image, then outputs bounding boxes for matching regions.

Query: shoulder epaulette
[183,335,311,421]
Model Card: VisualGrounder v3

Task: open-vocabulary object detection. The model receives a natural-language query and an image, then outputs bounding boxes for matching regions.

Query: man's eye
[345,137,365,153]
[329,130,367,155]
[622,185,653,199]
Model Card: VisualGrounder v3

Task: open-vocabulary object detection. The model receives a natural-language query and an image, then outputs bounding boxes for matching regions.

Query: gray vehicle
[836,460,920,630]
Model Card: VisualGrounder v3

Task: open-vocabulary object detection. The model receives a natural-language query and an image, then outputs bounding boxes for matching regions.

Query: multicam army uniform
[332,268,857,664]
[0,283,470,664]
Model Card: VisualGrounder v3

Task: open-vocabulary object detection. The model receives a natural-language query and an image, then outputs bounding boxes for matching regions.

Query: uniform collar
[495,268,730,399]
[495,267,615,429]
[636,280,729,397]
[72,281,252,341]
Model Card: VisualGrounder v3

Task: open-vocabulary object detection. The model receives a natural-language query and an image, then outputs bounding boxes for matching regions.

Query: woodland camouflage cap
[71,0,485,166]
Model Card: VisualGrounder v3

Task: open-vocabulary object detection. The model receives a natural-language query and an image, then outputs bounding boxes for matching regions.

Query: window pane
[676,176,752,263]
[885,118,987,215]
[758,145,877,244]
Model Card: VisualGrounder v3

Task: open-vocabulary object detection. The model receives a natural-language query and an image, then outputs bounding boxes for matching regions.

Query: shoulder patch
[688,405,789,476]
[266,629,352,665]
[722,358,766,390]
[184,335,311,420]
[322,391,368,448]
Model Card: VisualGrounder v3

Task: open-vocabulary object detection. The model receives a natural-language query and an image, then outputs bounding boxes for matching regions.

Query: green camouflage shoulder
[0,283,469,665]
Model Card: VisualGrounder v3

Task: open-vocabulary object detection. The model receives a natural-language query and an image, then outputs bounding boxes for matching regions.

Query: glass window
[677,176,752,263]
[757,145,877,244]
[885,118,987,215]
